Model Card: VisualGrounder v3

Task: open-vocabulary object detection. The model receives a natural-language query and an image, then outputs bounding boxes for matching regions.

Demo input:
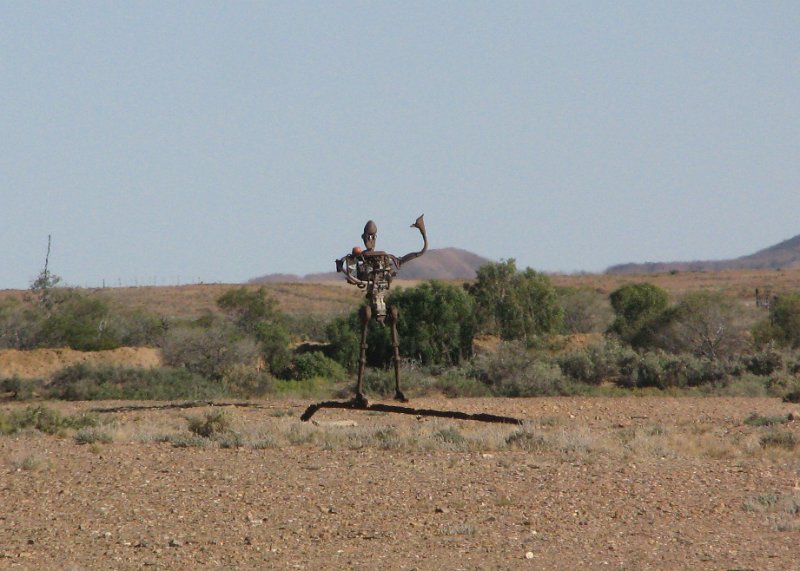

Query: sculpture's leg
[354,305,371,407]
[388,305,408,402]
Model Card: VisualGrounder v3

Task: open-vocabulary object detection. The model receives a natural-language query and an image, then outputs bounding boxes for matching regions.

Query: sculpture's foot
[394,390,408,403]
[351,392,369,408]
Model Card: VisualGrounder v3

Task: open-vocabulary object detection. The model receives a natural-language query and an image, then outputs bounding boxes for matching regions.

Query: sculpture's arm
[398,214,428,266]
[336,254,367,288]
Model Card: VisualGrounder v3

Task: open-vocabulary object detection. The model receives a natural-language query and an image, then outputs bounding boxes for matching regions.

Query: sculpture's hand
[399,214,428,266]
[410,214,425,235]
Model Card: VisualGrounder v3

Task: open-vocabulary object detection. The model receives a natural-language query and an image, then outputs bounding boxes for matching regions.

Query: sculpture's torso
[356,251,397,319]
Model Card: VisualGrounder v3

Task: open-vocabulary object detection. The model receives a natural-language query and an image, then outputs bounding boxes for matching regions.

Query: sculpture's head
[362,220,377,251]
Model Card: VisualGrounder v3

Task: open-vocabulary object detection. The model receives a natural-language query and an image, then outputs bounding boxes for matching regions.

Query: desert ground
[2,395,799,570]
[2,269,800,569]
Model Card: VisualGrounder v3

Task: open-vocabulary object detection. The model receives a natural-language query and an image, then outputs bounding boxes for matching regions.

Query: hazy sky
[2,2,799,289]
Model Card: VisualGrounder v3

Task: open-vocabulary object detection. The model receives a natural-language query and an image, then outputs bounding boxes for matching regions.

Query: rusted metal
[89,401,271,413]
[300,399,523,425]
[335,215,428,404]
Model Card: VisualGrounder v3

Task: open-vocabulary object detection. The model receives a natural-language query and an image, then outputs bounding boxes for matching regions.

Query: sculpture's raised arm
[398,215,428,266]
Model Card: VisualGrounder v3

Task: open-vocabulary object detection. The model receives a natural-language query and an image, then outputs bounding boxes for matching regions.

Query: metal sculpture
[335,215,427,406]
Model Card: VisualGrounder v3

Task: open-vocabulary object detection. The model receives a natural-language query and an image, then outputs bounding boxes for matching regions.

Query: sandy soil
[1,396,799,570]
[0,348,162,380]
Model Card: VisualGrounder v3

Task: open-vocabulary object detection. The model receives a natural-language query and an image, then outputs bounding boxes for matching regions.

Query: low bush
[474,341,578,397]
[784,390,800,403]
[0,405,98,435]
[74,426,113,444]
[292,351,346,381]
[48,363,225,401]
[187,410,232,438]
[221,364,273,397]
[162,321,260,380]
[432,426,467,447]
[744,413,790,427]
[432,370,492,398]
[745,349,784,377]
[0,376,40,400]
[759,430,798,450]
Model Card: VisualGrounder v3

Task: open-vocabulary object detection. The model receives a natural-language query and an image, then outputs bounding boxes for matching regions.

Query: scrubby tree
[326,280,477,370]
[754,293,800,349]
[36,290,121,351]
[216,287,291,375]
[469,260,562,343]
[162,320,260,380]
[608,283,669,345]
[217,287,281,335]
[557,286,613,334]
[650,291,747,360]
[390,280,476,366]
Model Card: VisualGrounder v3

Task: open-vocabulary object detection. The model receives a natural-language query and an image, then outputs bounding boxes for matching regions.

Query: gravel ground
[1,396,799,570]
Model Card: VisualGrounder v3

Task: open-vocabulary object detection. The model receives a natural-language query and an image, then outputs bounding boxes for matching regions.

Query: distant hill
[249,247,492,283]
[606,233,800,274]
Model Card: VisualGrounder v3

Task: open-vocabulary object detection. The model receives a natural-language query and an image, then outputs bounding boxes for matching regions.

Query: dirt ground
[1,396,799,570]
[0,348,162,380]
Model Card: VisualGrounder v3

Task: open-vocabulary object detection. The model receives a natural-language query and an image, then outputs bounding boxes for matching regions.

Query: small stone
[525,551,534,559]
[434,507,449,514]
[168,539,182,548]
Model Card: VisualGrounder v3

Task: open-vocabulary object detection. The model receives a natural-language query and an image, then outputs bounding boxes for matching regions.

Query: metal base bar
[300,399,523,425]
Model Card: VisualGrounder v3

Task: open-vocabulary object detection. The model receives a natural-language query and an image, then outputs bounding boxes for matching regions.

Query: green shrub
[0,405,98,435]
[168,434,209,448]
[608,283,669,344]
[74,426,113,444]
[283,314,329,343]
[557,350,594,384]
[469,260,563,342]
[162,321,260,380]
[361,369,396,398]
[0,376,40,400]
[474,341,575,397]
[187,410,232,438]
[433,370,492,398]
[390,281,477,366]
[215,430,245,448]
[744,413,790,427]
[702,373,769,397]
[48,363,224,401]
[784,390,800,403]
[292,351,346,381]
[758,293,800,348]
[745,349,784,376]
[36,290,122,351]
[327,281,478,371]
[647,291,748,360]
[433,426,466,446]
[221,364,273,397]
[505,427,548,451]
[113,309,166,347]
[759,430,798,450]
[498,360,571,397]
[557,287,612,334]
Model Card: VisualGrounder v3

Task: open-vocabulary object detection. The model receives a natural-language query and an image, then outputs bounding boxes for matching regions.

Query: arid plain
[2,269,800,570]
